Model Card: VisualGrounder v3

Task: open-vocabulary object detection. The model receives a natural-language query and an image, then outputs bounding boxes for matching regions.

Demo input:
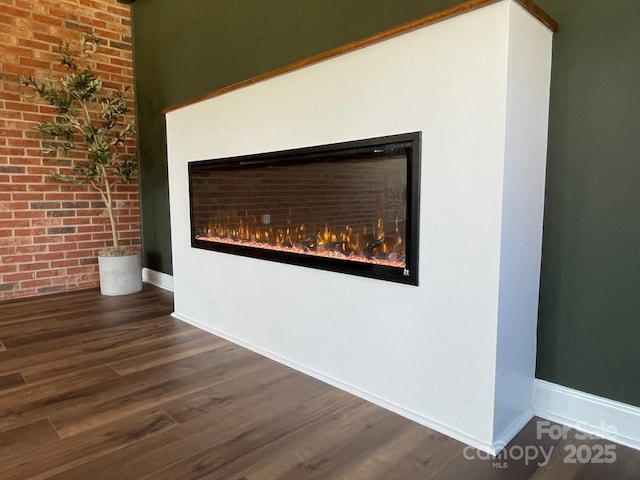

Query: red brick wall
[0,0,139,300]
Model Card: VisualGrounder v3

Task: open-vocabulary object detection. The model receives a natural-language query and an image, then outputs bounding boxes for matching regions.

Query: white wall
[493,1,554,443]
[166,0,553,454]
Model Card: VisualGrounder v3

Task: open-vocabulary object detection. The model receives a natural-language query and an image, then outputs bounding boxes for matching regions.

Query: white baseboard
[494,409,535,451]
[534,378,640,451]
[142,268,174,292]
[172,310,502,455]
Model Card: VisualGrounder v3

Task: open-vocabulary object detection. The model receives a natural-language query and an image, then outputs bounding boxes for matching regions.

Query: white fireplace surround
[165,0,553,454]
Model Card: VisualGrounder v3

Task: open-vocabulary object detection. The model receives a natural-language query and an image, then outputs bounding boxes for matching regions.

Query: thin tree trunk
[101,166,119,250]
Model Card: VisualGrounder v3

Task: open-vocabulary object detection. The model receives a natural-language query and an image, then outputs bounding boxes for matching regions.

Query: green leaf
[50,172,80,184]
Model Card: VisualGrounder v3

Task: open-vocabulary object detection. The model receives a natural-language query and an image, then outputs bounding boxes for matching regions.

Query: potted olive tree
[21,33,141,296]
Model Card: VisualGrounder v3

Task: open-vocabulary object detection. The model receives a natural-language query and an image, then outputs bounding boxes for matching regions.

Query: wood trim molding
[163,0,557,114]
[516,0,557,31]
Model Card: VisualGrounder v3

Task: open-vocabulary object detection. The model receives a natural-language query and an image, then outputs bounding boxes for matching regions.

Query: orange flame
[197,216,405,268]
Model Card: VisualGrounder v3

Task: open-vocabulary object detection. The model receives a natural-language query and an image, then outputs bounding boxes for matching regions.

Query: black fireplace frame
[188,132,421,285]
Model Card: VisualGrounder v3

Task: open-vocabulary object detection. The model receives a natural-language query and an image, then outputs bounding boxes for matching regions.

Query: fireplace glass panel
[188,132,420,284]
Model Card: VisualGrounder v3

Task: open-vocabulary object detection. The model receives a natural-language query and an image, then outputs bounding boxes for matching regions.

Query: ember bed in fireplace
[188,132,421,284]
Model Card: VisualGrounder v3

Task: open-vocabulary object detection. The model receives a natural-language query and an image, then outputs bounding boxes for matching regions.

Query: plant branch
[102,165,119,250]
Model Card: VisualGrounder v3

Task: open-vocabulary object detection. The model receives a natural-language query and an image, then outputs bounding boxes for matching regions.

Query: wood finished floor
[1,285,639,479]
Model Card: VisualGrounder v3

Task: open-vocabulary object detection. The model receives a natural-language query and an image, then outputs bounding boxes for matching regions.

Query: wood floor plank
[0,344,250,432]
[331,425,452,480]
[0,287,174,349]
[0,408,177,480]
[265,408,412,480]
[0,300,176,350]
[0,335,81,375]
[0,372,26,392]
[0,288,102,321]
[0,365,119,411]
[17,321,204,382]
[108,327,226,375]
[46,373,341,480]
[145,391,368,480]
[372,428,464,480]
[200,401,392,480]
[50,349,265,437]
[161,361,298,424]
[73,313,195,345]
[0,418,59,461]
[0,285,172,325]
[2,285,639,480]
[238,416,443,480]
[0,285,170,324]
[0,318,72,348]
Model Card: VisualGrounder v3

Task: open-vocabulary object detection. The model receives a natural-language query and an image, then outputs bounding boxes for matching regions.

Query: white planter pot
[98,253,142,296]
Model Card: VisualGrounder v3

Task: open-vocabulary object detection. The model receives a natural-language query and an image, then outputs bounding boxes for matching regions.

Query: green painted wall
[535,1,640,404]
[131,1,640,406]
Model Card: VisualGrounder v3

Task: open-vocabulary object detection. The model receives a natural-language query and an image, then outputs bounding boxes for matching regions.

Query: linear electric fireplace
[188,132,421,284]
